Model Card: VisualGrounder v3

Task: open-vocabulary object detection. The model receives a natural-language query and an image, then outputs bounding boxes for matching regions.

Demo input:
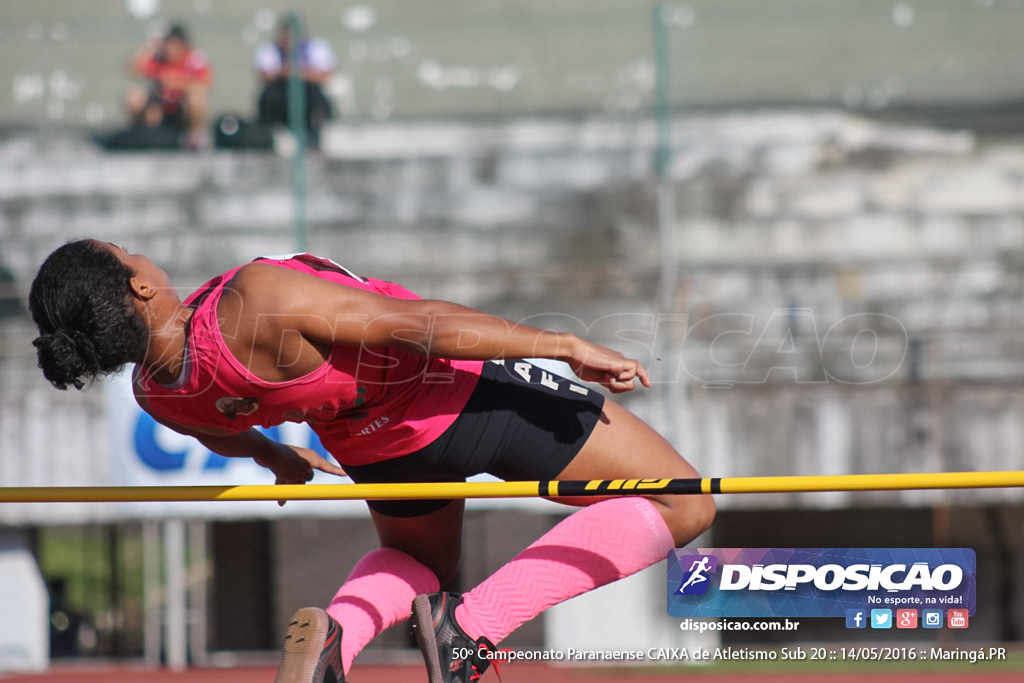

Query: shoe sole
[411,594,445,683]
[275,607,331,683]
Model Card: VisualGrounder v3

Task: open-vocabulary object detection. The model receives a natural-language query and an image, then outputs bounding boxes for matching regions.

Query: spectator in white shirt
[255,17,336,149]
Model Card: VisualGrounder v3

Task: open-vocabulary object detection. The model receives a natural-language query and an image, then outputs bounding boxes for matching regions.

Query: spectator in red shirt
[126,23,212,149]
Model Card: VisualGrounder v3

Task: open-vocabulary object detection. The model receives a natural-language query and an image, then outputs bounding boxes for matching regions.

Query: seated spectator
[255,17,336,149]
[126,23,212,150]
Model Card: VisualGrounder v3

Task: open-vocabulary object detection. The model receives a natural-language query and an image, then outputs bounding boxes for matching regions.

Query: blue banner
[667,548,976,619]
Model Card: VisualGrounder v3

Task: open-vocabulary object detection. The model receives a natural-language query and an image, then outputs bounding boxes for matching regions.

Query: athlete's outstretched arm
[133,376,346,487]
[226,264,651,393]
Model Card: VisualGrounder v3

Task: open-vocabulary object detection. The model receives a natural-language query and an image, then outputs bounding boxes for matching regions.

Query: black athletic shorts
[344,360,606,517]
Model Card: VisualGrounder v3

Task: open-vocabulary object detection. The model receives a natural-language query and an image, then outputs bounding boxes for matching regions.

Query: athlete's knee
[659,494,715,546]
[691,495,716,535]
[430,556,461,588]
[380,541,461,587]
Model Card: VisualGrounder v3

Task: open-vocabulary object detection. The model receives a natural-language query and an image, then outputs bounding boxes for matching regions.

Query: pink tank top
[136,254,483,466]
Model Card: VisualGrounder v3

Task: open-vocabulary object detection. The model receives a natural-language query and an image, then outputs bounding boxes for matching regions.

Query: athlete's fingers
[273,459,315,506]
[604,372,634,393]
[630,362,651,388]
[316,460,348,477]
[308,454,347,477]
[290,448,346,477]
[274,477,294,507]
[604,360,650,393]
[571,350,650,393]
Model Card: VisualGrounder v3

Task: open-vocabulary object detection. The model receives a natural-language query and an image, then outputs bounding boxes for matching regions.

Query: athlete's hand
[255,446,347,506]
[568,340,651,394]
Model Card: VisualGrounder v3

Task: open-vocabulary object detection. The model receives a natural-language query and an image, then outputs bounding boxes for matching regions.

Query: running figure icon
[678,556,713,593]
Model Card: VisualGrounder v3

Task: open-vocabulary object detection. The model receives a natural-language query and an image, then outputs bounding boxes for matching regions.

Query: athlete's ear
[129,275,159,301]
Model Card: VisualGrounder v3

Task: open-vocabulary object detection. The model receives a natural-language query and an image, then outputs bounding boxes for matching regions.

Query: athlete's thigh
[369,500,465,586]
[552,400,704,511]
[557,400,699,481]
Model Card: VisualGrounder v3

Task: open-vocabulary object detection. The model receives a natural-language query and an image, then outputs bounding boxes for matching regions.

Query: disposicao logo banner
[667,548,976,618]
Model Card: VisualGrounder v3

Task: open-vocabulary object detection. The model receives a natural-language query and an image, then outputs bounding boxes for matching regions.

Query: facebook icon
[845,609,867,629]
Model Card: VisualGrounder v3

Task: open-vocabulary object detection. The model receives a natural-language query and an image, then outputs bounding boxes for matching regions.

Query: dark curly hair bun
[29,240,149,390]
[32,329,100,390]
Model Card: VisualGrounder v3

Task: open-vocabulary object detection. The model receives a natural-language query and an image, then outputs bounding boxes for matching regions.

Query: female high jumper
[29,240,715,683]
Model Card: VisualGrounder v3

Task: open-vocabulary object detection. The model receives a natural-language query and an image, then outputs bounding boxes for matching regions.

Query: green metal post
[652,5,677,311]
[653,6,672,180]
[653,6,683,476]
[286,13,308,253]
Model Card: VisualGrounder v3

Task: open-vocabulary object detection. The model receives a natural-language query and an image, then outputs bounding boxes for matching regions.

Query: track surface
[1,664,1020,682]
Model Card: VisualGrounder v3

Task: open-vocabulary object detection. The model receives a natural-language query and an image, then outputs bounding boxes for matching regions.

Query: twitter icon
[870,609,893,629]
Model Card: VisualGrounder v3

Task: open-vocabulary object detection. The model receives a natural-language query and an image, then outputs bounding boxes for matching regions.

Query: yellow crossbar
[0,471,1022,503]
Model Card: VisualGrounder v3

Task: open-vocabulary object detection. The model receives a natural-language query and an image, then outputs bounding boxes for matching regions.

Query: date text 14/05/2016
[779,646,1008,663]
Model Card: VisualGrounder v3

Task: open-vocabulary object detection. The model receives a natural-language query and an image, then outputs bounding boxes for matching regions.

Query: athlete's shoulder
[222,261,348,318]
[215,262,293,311]
[228,260,282,284]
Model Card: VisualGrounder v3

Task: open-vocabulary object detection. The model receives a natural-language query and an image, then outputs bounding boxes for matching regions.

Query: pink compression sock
[326,548,440,672]
[454,497,674,644]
